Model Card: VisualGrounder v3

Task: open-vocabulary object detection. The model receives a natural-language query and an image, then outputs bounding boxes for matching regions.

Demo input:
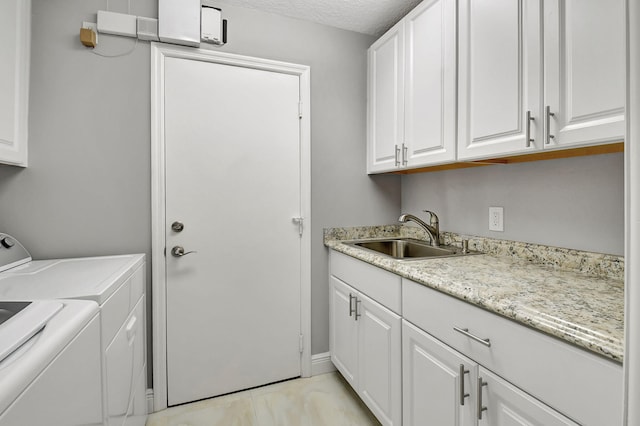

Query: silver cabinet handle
[355,299,362,320]
[525,110,534,147]
[453,327,491,347]
[349,293,356,317]
[545,105,555,144]
[402,143,408,166]
[394,145,400,166]
[459,364,470,406]
[477,377,488,420]
[171,246,197,257]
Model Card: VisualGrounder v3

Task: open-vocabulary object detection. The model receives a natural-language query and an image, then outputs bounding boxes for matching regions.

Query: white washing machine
[0,299,103,425]
[0,233,147,426]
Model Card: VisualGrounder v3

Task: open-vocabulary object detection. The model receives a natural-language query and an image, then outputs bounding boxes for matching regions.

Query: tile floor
[146,372,382,426]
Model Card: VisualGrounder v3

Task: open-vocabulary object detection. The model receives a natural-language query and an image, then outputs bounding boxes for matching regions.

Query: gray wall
[402,152,625,255]
[0,0,401,382]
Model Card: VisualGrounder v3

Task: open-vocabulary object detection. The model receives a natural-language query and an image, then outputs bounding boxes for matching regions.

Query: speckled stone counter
[324,225,625,363]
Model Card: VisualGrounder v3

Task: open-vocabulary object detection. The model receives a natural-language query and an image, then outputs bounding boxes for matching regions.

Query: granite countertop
[325,226,625,363]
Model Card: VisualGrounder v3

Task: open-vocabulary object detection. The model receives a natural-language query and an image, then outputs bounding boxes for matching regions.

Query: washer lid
[0,300,63,363]
[0,234,31,273]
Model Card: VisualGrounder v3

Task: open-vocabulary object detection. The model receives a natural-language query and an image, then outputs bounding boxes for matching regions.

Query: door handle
[171,246,197,257]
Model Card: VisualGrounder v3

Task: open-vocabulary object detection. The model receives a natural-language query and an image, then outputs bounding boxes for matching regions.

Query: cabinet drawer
[101,265,145,347]
[403,279,622,426]
[330,251,401,313]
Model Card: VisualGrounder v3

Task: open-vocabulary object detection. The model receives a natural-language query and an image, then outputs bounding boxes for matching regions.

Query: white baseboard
[311,352,336,376]
[146,388,155,413]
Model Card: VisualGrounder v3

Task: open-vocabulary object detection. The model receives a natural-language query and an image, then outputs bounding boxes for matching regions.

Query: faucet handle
[422,210,439,224]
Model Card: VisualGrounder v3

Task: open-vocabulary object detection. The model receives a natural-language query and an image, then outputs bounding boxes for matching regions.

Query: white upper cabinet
[368,21,405,173]
[543,0,625,148]
[404,0,457,168]
[368,0,456,173]
[457,0,542,160]
[458,0,625,161]
[0,0,30,167]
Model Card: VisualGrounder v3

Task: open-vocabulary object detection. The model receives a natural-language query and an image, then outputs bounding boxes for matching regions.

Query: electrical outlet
[489,207,504,232]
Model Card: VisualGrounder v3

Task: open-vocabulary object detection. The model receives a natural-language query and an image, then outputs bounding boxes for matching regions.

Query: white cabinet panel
[403,320,476,426]
[330,250,401,314]
[0,0,29,166]
[458,0,542,160]
[479,367,578,426]
[368,22,404,173]
[358,292,401,426]
[330,276,359,389]
[404,0,457,167]
[543,0,625,148]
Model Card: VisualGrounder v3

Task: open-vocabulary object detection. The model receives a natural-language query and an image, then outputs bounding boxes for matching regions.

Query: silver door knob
[171,221,185,232]
[171,246,196,257]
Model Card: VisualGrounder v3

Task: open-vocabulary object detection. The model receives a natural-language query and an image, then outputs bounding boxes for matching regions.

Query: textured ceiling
[215,0,423,36]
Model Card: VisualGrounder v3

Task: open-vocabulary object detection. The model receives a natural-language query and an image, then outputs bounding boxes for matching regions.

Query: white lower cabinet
[403,320,476,426]
[403,320,579,426]
[357,289,402,425]
[330,276,359,388]
[330,272,401,426]
[478,367,577,426]
[330,251,622,426]
[403,278,622,426]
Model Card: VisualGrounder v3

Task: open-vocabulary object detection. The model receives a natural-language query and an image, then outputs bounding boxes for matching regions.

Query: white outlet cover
[489,207,504,232]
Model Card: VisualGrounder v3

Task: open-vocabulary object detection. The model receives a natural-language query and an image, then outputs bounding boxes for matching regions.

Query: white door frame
[150,43,312,412]
[624,0,639,423]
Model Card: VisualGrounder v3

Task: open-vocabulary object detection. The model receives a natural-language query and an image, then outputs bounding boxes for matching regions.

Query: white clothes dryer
[0,233,147,426]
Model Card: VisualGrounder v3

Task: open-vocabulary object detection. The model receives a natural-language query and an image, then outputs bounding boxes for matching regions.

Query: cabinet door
[357,292,402,426]
[403,320,476,426]
[543,0,625,149]
[404,0,457,167]
[367,21,404,173]
[457,0,542,160]
[0,0,29,167]
[478,367,579,426]
[329,276,359,389]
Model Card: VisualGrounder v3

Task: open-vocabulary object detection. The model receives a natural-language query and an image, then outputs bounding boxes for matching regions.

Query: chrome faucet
[399,210,440,247]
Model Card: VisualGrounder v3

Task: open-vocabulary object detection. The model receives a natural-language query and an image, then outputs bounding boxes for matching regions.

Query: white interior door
[163,56,302,406]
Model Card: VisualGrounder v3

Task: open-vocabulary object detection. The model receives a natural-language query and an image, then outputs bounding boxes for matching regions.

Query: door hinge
[299,334,304,354]
[298,102,303,119]
[292,217,303,236]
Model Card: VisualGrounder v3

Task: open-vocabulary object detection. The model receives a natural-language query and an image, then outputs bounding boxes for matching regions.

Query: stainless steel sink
[346,238,479,261]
